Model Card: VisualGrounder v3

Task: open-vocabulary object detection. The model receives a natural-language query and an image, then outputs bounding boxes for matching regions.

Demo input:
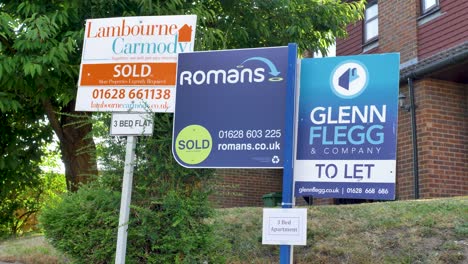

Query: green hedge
[40,184,226,263]
[40,186,120,263]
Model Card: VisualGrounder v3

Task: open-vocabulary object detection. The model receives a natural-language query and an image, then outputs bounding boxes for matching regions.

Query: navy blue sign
[173,47,291,168]
[294,54,399,200]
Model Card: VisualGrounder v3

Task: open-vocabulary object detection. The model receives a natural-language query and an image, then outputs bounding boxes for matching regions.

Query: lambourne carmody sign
[75,15,197,112]
[172,46,293,168]
[294,54,400,200]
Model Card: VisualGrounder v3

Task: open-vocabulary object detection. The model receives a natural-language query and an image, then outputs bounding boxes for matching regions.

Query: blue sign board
[294,54,400,200]
[173,47,292,168]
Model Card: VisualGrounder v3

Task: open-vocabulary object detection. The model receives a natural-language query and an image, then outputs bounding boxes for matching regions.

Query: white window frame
[421,0,439,14]
[364,1,378,43]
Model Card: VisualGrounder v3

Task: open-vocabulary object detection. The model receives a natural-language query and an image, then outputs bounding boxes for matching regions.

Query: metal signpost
[279,43,299,264]
[115,135,137,264]
[75,15,197,264]
[294,54,400,200]
[110,113,153,264]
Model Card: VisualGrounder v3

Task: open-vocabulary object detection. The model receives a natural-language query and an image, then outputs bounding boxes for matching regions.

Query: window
[418,0,441,25]
[421,0,439,14]
[364,1,378,43]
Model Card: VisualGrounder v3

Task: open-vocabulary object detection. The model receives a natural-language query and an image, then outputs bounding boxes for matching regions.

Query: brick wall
[379,0,418,63]
[337,0,419,59]
[210,169,320,207]
[416,79,468,197]
[396,82,414,199]
[418,0,468,59]
[397,79,468,199]
[210,169,283,208]
[336,21,363,55]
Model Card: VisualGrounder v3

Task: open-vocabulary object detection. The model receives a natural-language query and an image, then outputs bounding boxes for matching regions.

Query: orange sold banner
[75,15,197,112]
[79,63,176,86]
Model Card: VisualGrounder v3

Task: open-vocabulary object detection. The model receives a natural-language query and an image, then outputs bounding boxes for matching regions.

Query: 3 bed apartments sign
[75,15,197,112]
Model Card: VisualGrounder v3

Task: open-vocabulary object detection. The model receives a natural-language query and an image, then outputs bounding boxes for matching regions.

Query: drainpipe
[407,78,419,199]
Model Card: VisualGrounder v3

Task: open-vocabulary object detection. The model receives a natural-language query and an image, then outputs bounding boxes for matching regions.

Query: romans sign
[172,46,293,168]
[75,15,197,112]
[294,54,400,200]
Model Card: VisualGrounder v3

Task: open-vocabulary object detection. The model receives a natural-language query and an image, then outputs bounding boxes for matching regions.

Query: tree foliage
[0,0,97,191]
[0,104,52,236]
[218,0,365,55]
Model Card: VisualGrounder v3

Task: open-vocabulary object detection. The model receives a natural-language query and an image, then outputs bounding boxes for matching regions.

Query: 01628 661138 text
[91,88,171,100]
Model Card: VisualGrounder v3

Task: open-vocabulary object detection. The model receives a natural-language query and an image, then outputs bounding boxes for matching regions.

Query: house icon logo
[177,24,193,42]
[330,60,368,99]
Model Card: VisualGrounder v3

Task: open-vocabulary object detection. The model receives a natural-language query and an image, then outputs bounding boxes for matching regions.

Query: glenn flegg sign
[294,54,400,200]
[75,15,196,112]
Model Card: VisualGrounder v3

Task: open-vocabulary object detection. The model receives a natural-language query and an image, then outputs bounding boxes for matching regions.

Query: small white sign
[262,208,307,245]
[110,113,154,136]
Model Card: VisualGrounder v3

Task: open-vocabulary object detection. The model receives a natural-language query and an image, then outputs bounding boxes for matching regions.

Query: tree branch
[42,99,64,142]
[0,35,16,55]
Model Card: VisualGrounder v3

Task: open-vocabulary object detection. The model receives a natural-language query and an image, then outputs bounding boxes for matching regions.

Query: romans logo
[178,56,283,86]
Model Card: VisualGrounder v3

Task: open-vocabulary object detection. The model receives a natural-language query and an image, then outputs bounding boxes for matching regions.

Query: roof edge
[399,42,468,82]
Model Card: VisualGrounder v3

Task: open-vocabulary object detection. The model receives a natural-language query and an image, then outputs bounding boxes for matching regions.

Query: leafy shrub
[0,171,66,238]
[40,185,120,264]
[41,113,227,263]
[127,190,225,264]
[41,180,226,263]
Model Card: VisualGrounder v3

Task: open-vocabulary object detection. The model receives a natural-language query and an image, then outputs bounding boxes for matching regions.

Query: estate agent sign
[76,15,197,112]
[294,54,400,200]
[172,46,293,168]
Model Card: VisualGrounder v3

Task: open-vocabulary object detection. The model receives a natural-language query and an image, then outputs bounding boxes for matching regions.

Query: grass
[0,233,69,264]
[1,197,466,263]
[214,197,468,264]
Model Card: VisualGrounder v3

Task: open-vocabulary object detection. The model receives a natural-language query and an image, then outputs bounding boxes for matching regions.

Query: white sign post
[112,113,153,264]
[115,135,137,264]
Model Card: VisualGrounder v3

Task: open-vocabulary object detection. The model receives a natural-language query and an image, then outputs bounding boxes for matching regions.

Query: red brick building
[336,0,467,200]
[211,0,467,207]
